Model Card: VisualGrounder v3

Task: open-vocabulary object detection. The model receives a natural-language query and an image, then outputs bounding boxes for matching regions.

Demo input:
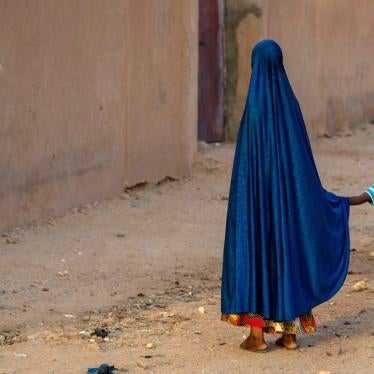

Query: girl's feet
[240,326,269,352]
[240,335,269,352]
[275,334,298,350]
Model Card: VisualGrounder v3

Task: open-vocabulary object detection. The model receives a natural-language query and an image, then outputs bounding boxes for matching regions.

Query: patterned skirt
[221,310,317,334]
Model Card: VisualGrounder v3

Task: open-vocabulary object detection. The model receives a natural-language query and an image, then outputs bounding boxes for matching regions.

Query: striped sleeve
[364,184,374,205]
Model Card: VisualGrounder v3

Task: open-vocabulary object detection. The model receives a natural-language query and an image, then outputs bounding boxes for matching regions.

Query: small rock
[198,306,205,314]
[42,288,49,292]
[352,280,368,292]
[13,353,27,358]
[160,312,174,318]
[146,342,154,349]
[103,337,110,342]
[318,371,331,374]
[57,270,70,278]
[136,360,148,369]
[343,321,351,325]
[0,335,5,345]
[6,237,17,244]
[116,232,125,238]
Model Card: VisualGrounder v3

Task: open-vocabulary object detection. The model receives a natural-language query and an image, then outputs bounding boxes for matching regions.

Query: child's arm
[349,193,371,206]
[349,185,374,206]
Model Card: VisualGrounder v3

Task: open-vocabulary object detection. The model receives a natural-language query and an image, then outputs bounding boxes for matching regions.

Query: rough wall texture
[0,0,198,230]
[224,0,262,140]
[263,0,374,136]
[226,0,374,139]
[124,0,197,183]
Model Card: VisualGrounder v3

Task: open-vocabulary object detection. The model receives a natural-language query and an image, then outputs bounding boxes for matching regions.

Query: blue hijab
[221,40,350,321]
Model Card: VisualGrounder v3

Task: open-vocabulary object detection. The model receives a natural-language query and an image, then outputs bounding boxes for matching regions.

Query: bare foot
[275,334,298,350]
[240,335,269,352]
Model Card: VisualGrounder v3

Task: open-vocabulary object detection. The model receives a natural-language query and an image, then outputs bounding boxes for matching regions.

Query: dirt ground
[0,124,373,374]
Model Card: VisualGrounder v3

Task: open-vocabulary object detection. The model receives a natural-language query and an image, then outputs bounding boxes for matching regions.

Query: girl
[221,39,373,352]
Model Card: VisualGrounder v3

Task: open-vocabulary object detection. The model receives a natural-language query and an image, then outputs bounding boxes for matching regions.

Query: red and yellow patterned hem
[221,310,317,334]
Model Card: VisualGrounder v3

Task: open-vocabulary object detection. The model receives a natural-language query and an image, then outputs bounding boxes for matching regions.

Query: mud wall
[224,0,262,140]
[124,0,197,184]
[226,0,374,139]
[0,0,198,230]
[263,0,374,137]
[263,0,374,135]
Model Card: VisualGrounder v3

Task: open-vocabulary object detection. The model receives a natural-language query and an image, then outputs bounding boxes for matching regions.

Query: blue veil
[221,40,350,321]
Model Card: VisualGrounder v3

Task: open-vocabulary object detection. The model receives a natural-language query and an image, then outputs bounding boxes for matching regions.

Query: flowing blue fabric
[221,40,350,321]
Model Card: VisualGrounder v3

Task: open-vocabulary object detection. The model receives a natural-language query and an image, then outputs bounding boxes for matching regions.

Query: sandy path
[0,124,373,373]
